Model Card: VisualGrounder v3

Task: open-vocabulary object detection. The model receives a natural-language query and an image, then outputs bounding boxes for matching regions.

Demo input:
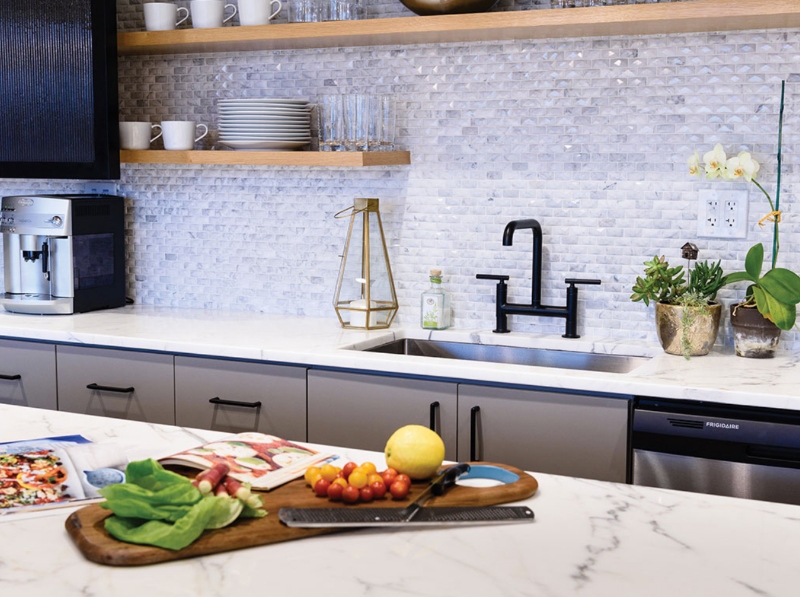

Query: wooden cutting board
[65,462,538,567]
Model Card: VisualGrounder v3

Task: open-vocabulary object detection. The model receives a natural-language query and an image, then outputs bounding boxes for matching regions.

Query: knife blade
[278,462,534,528]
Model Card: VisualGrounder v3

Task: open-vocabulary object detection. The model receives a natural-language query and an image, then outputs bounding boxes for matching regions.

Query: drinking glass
[343,93,369,152]
[318,95,344,151]
[288,0,320,22]
[376,95,396,152]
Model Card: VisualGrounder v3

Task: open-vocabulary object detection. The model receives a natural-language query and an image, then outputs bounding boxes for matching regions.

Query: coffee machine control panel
[1,196,69,234]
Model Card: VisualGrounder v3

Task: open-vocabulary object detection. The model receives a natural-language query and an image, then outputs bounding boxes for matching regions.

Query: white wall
[1,0,798,350]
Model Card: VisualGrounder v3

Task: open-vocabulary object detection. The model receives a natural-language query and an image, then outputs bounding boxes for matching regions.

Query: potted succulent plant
[631,253,725,359]
[688,82,800,358]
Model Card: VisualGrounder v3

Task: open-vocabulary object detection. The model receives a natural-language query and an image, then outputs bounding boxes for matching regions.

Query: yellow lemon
[384,424,445,480]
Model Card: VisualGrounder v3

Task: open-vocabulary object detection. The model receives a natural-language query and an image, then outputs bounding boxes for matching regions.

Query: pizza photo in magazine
[160,432,336,491]
[0,435,127,514]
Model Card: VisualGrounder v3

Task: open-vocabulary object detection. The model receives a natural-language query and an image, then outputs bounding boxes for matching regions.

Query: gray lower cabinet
[56,345,175,425]
[0,338,57,411]
[457,384,630,483]
[307,370,458,459]
[174,356,307,441]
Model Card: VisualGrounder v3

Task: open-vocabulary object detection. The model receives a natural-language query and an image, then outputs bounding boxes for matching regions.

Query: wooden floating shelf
[117,0,800,56]
[120,149,411,166]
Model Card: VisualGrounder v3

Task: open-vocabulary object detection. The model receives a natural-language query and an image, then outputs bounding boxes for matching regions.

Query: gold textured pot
[730,303,781,358]
[655,301,722,358]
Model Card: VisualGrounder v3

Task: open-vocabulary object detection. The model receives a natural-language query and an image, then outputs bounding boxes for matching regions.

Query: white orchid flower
[703,143,727,180]
[736,151,759,182]
[687,151,702,177]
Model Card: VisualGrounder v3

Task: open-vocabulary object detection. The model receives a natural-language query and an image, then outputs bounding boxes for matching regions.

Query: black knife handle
[432,462,471,496]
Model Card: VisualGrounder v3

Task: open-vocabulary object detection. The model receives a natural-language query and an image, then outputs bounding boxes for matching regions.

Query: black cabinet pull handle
[0,374,21,381]
[209,397,262,409]
[470,405,481,462]
[86,383,134,394]
[429,401,440,434]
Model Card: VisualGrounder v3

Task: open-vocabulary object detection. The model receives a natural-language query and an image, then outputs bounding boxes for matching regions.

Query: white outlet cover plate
[697,187,748,239]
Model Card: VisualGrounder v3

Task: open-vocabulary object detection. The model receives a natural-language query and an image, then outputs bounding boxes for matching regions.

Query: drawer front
[457,384,629,483]
[56,345,175,425]
[0,338,57,411]
[307,370,458,459]
[175,356,307,441]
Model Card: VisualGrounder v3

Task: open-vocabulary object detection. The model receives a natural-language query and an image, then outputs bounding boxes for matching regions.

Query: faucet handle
[476,274,510,283]
[565,278,601,287]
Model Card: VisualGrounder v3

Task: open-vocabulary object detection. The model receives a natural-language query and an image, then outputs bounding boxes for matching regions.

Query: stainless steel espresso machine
[0,194,126,315]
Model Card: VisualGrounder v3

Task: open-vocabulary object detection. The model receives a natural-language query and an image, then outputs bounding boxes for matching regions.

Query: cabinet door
[175,356,307,441]
[307,370,457,459]
[0,339,57,410]
[458,385,630,483]
[56,345,175,425]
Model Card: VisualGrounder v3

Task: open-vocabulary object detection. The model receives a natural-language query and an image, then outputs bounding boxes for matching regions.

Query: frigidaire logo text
[706,421,740,430]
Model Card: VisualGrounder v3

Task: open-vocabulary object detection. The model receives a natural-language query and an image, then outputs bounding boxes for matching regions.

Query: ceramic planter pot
[655,301,722,357]
[730,303,781,358]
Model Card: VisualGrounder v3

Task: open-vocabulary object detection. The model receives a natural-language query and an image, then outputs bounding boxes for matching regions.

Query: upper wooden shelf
[121,149,411,166]
[117,0,800,56]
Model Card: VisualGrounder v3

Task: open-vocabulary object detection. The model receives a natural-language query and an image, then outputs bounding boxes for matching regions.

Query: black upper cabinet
[0,0,119,180]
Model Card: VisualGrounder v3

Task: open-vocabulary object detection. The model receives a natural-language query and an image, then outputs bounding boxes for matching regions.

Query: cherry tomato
[367,473,384,486]
[395,474,411,486]
[348,469,368,489]
[332,477,348,489]
[342,485,361,504]
[370,480,387,499]
[359,461,378,475]
[320,463,341,482]
[342,461,358,479]
[304,466,321,486]
[327,482,344,501]
[389,480,410,499]
[306,472,322,491]
[335,471,346,479]
[381,468,398,485]
[314,478,332,497]
[359,486,374,503]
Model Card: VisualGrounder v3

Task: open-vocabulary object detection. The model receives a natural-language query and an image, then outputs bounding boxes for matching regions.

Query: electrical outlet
[698,189,748,239]
[80,181,118,196]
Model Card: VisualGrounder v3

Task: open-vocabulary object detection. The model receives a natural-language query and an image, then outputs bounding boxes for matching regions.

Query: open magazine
[0,435,127,514]
[160,432,336,491]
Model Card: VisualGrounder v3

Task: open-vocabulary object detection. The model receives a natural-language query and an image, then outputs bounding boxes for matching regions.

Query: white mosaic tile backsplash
[1,0,799,351]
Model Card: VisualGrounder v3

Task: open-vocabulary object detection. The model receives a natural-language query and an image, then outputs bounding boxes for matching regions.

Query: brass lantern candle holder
[333,198,398,329]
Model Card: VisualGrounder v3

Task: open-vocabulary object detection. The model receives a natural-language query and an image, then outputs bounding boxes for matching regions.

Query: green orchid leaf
[744,243,764,279]
[722,271,756,285]
[763,293,796,331]
[752,286,769,316]
[760,268,800,305]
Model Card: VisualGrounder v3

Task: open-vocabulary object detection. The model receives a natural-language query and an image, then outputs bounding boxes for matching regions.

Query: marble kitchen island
[2,403,799,597]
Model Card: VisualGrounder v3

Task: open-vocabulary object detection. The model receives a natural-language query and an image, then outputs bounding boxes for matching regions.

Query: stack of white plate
[218,98,312,151]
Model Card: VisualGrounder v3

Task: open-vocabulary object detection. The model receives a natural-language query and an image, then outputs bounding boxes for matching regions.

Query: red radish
[223,476,251,502]
[195,462,230,495]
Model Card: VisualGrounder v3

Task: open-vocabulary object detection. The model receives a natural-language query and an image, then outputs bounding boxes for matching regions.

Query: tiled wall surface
[1,0,798,350]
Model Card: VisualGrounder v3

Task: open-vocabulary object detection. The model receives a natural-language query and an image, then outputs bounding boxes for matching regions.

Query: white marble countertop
[2,403,800,597]
[0,305,799,410]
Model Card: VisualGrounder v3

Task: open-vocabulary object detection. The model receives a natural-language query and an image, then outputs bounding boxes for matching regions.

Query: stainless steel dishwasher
[632,397,800,506]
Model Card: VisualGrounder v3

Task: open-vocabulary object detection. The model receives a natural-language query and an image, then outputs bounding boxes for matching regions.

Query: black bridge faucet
[477,219,601,338]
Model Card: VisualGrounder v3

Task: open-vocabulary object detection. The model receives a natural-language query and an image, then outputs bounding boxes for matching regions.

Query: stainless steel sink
[360,339,649,374]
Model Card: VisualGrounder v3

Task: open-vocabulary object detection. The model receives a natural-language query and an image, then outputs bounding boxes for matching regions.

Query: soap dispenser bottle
[421,269,451,330]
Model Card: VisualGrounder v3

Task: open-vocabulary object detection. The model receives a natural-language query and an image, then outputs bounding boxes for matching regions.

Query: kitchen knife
[278,462,535,528]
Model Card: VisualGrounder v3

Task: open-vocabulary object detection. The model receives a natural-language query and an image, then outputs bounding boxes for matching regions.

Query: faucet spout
[502,219,542,308]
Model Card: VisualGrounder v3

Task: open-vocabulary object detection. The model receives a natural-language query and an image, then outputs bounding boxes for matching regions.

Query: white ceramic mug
[238,0,282,25]
[143,2,189,31]
[161,121,209,150]
[190,0,237,28]
[119,122,163,150]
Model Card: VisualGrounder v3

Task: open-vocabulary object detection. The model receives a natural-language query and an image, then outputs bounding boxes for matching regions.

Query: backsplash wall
[1,0,799,350]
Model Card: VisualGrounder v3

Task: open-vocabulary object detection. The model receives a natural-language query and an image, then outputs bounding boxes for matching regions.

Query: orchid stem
[773,80,785,269]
